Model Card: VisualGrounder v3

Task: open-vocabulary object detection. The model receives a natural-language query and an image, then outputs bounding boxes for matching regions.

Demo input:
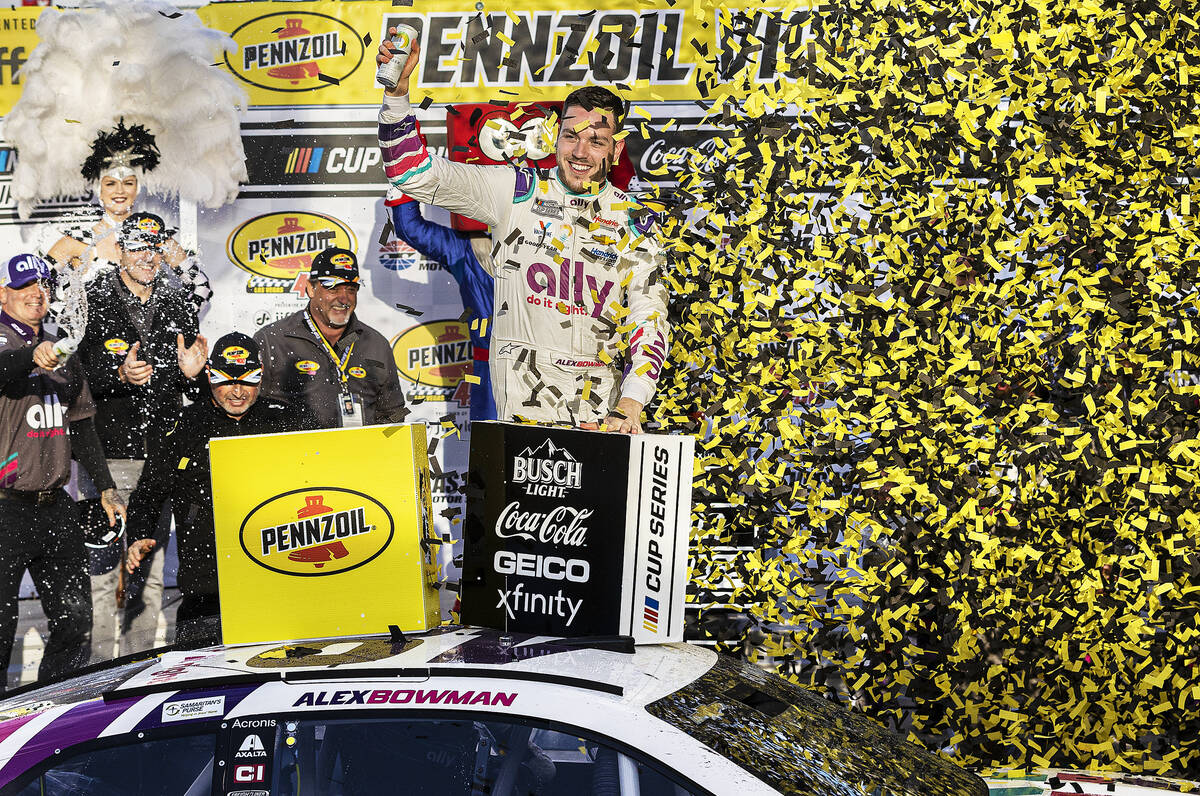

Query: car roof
[0,627,715,717]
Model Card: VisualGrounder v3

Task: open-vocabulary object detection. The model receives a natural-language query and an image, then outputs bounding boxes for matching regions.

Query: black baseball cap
[208,332,263,384]
[119,212,169,251]
[310,247,360,286]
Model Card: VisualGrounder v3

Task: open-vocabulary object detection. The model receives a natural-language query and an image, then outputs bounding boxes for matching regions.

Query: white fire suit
[379,95,669,424]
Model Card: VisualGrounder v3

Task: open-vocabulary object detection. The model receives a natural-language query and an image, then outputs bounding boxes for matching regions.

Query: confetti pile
[648,0,1200,776]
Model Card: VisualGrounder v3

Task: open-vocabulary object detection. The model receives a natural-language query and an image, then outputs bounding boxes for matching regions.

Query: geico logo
[243,31,341,70]
[513,456,582,488]
[494,550,590,583]
[247,228,337,262]
[494,501,590,547]
[326,147,381,174]
[260,506,372,556]
[25,398,65,430]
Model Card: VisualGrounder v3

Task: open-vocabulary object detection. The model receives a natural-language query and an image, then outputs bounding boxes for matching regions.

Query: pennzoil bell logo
[390,320,472,392]
[227,211,356,295]
[226,12,364,93]
[239,488,394,577]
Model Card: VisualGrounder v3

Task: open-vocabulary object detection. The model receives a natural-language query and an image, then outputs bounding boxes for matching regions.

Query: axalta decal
[227,211,357,293]
[225,12,364,93]
[238,488,394,577]
[291,687,516,708]
[391,320,472,389]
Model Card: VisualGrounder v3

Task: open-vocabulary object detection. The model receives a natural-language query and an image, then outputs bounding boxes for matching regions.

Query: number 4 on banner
[453,379,471,408]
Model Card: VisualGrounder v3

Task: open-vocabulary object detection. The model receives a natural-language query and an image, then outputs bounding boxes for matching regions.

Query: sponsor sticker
[390,320,472,389]
[226,211,356,294]
[224,12,365,94]
[295,360,320,374]
[162,695,225,723]
[238,488,395,577]
[348,366,367,378]
[104,338,129,355]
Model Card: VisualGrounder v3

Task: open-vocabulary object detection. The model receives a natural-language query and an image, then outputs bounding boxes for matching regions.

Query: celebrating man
[0,254,124,689]
[77,212,207,661]
[125,333,306,645]
[255,247,407,428]
[377,33,669,432]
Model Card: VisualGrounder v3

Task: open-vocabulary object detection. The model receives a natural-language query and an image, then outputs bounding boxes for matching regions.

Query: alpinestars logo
[512,439,581,498]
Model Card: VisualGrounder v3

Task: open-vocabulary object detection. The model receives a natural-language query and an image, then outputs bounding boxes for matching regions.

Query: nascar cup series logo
[391,320,472,392]
[227,212,356,294]
[225,12,364,92]
[239,488,394,577]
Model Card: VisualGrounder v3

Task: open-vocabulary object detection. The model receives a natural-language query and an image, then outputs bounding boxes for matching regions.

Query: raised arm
[377,32,515,229]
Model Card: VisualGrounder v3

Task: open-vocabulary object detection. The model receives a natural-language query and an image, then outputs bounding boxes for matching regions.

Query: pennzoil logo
[348,366,367,378]
[227,211,356,294]
[226,12,365,93]
[390,321,472,390]
[222,346,250,365]
[295,360,320,374]
[104,338,129,355]
[239,489,394,577]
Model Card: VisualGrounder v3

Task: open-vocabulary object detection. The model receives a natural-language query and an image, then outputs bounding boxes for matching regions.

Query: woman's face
[98,175,139,216]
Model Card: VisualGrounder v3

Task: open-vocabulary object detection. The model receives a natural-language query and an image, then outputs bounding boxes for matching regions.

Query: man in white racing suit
[377,32,669,433]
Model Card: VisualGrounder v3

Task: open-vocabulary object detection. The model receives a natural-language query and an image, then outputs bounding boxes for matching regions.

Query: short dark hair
[561,86,626,133]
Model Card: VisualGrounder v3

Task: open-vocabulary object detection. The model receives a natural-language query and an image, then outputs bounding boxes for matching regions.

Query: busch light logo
[512,439,582,498]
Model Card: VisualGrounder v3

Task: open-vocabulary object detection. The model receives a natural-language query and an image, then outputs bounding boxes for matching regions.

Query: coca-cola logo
[638,136,720,174]
[494,502,591,548]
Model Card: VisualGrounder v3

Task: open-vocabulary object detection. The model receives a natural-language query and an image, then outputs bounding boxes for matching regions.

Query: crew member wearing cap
[77,212,208,661]
[254,247,407,428]
[0,254,125,690]
[124,333,306,645]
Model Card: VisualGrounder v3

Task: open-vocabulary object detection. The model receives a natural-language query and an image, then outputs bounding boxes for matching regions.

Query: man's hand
[177,333,209,380]
[126,539,156,574]
[601,397,644,434]
[378,27,421,97]
[100,487,127,527]
[119,341,152,385]
[32,340,60,370]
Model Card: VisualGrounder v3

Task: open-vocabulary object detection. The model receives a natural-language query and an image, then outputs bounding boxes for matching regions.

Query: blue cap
[0,254,53,290]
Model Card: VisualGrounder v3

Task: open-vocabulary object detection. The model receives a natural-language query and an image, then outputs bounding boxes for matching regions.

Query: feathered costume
[2,0,248,326]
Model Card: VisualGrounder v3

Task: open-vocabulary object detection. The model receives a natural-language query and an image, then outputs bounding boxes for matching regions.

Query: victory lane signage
[210,425,440,644]
[461,422,693,643]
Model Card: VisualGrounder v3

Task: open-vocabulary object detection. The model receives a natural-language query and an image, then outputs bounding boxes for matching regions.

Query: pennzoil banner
[210,425,440,644]
[200,0,769,106]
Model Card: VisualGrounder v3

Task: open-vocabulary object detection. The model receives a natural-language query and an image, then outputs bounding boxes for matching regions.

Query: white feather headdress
[3,0,248,219]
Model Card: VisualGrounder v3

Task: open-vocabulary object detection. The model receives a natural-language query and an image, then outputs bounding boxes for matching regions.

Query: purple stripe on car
[0,697,139,788]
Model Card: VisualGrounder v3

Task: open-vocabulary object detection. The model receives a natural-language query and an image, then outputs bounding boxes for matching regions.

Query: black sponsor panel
[462,422,629,636]
[217,717,277,796]
[241,132,390,187]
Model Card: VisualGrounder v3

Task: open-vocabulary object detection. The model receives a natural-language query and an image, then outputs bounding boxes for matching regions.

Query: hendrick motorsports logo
[391,320,472,391]
[512,438,581,498]
[226,12,364,93]
[227,211,356,294]
[239,488,394,577]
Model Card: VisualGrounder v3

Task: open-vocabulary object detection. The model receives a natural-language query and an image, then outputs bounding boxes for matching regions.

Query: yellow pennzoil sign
[211,424,439,644]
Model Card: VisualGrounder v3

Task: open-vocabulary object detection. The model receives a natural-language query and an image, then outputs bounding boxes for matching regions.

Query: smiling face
[556,106,624,194]
[306,279,359,332]
[0,281,49,329]
[119,245,162,287]
[211,380,259,418]
[99,175,139,219]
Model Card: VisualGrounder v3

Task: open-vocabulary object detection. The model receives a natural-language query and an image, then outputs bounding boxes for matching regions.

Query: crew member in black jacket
[77,212,208,660]
[0,254,124,690]
[125,332,306,645]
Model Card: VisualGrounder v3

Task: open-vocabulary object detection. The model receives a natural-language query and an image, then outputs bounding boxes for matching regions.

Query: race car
[0,627,986,795]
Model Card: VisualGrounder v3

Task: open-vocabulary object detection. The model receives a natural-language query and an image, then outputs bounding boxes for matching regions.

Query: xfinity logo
[512,439,581,497]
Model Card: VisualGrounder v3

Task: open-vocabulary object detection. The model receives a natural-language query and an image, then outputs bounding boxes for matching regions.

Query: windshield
[11,714,703,796]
